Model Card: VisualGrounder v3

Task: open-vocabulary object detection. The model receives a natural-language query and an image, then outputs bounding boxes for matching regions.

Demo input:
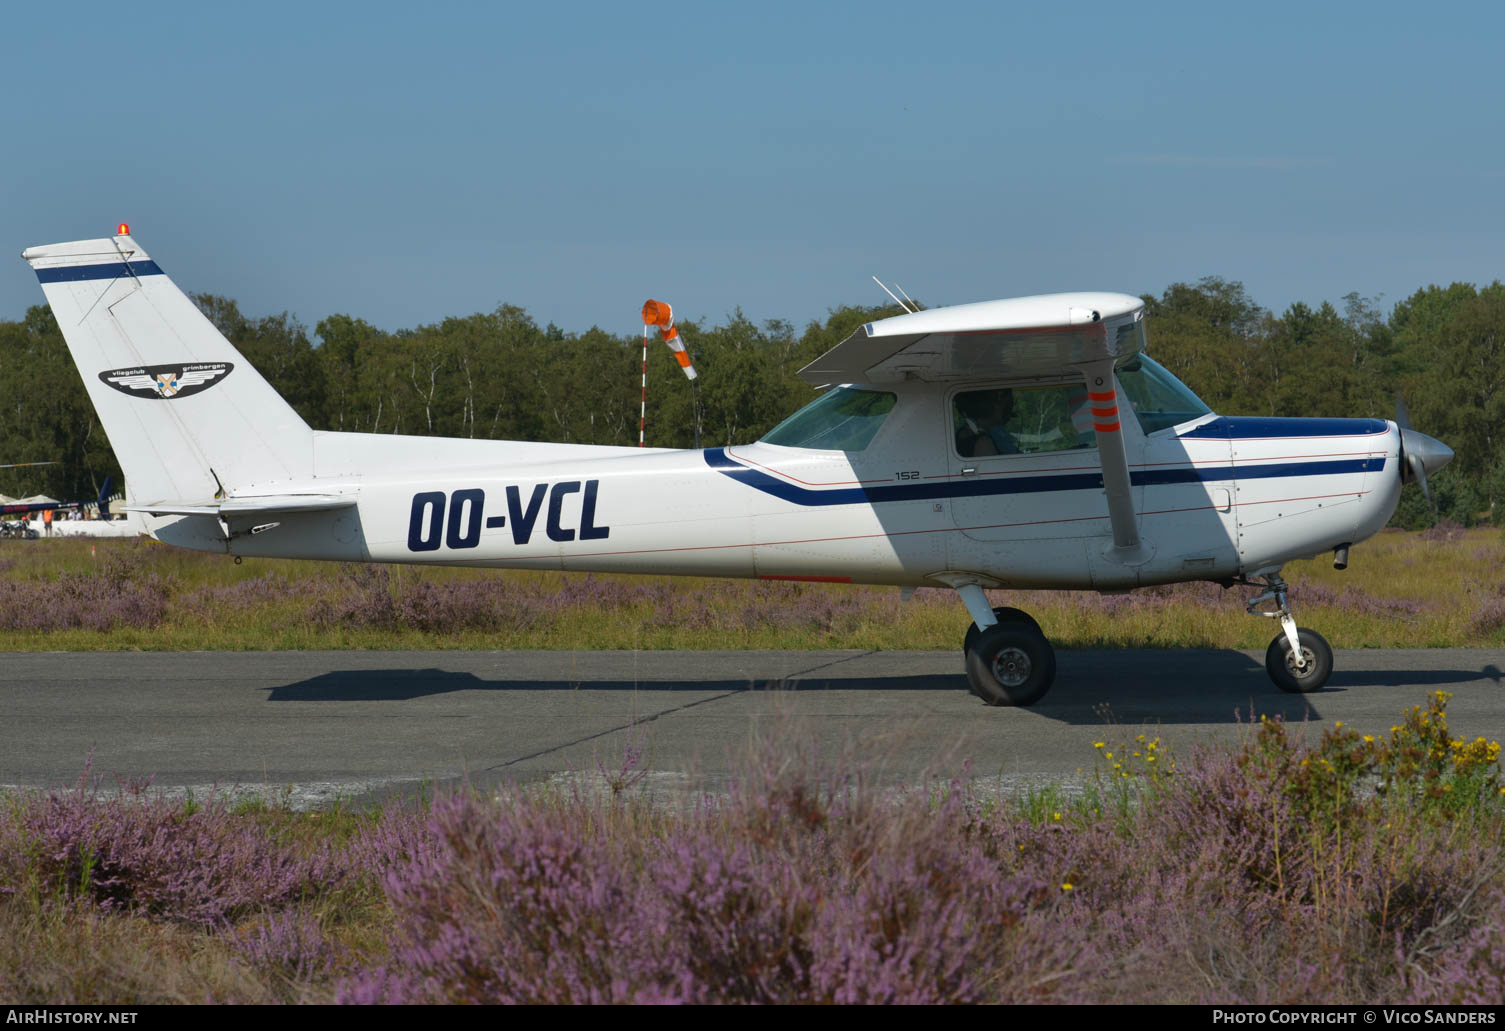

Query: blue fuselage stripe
[35,261,165,284]
[1179,416,1389,439]
[704,448,1384,507]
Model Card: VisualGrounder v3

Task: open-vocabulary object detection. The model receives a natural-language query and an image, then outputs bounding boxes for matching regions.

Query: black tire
[1265,627,1333,693]
[965,622,1057,706]
[962,607,1043,654]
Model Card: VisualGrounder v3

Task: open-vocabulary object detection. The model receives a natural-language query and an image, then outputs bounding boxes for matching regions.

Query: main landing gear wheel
[965,621,1057,707]
[962,607,1043,655]
[1265,627,1333,693]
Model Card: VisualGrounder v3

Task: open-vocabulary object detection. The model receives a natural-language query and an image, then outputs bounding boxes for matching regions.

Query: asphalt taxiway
[3,649,1501,807]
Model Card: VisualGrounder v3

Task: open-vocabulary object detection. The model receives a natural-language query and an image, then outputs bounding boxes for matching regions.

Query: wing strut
[1081,359,1153,565]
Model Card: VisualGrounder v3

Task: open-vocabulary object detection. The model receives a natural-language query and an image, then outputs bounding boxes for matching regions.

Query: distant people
[42,507,53,537]
[955,390,1021,457]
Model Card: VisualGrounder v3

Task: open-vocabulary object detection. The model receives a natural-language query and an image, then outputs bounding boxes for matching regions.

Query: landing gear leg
[1248,571,1333,693]
[953,583,1056,706]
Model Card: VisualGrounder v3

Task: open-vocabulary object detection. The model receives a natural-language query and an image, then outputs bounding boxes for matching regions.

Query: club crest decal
[99,363,233,400]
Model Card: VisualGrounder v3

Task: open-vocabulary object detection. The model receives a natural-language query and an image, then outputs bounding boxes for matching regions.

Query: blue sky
[3,1,1502,336]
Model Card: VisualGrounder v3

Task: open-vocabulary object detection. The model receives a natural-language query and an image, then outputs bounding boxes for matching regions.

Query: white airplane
[22,230,1454,705]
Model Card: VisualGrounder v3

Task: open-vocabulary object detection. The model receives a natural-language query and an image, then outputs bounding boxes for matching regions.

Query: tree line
[1,277,1500,527]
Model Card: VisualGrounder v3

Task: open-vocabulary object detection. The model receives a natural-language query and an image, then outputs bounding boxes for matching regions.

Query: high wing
[798,292,1146,385]
[801,291,1151,562]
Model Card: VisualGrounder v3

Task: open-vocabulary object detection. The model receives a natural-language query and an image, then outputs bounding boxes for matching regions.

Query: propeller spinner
[1395,396,1454,505]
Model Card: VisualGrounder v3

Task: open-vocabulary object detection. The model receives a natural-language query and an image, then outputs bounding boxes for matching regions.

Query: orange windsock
[639,298,697,380]
[641,299,673,328]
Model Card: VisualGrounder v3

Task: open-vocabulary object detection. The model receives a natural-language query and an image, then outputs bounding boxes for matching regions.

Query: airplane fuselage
[147,382,1402,592]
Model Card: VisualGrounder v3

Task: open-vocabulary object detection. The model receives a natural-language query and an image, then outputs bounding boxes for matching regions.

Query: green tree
[1140,277,1267,413]
[0,307,119,502]
[195,295,327,427]
[1410,285,1505,484]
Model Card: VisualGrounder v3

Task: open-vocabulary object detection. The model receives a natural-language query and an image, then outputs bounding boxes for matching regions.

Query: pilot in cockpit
[955,389,1021,457]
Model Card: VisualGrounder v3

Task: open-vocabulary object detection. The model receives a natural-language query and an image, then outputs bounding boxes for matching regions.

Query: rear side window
[761,387,897,451]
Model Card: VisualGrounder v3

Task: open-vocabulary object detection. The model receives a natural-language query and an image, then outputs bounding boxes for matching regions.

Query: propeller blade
[1394,395,1452,510]
[1410,447,1434,506]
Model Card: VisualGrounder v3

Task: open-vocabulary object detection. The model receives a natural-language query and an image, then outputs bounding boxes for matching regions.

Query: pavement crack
[486,652,879,771]
[781,650,879,681]
[485,688,747,771]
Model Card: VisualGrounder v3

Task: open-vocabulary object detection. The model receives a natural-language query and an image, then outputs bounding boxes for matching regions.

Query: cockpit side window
[1115,355,1213,435]
[953,384,1098,458]
[761,386,897,451]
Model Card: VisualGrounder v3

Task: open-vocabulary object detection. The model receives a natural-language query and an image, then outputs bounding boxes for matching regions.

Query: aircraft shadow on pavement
[263,652,1502,726]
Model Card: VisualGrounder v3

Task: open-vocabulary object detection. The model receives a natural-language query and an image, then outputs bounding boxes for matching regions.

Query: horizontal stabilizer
[123,494,358,518]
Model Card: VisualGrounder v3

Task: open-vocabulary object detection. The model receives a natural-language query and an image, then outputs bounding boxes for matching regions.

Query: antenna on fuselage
[893,282,920,311]
[871,276,915,314]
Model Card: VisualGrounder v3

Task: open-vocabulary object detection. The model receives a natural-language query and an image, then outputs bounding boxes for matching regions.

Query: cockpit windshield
[1116,355,1212,435]
[761,386,897,451]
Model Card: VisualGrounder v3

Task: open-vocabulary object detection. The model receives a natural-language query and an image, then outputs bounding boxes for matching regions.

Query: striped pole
[639,326,648,447]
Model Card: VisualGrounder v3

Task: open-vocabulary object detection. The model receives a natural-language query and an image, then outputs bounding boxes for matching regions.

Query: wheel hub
[991,646,1032,687]
[1285,647,1317,678]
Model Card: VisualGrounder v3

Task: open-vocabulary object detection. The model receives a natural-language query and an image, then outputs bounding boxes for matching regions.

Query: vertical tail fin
[21,233,313,504]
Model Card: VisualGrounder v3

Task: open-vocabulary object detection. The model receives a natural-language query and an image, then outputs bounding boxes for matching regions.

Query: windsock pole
[639,325,648,447]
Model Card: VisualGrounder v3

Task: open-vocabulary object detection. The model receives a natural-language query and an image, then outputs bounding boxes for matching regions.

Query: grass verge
[0,526,1501,651]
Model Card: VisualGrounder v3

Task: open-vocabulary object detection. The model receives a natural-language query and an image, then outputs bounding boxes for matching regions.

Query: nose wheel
[1247,571,1333,693]
[1265,627,1333,693]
